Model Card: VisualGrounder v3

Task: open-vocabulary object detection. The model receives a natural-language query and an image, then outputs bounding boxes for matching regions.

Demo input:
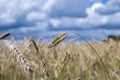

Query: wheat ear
[30,37,39,53]
[48,32,68,48]
[5,41,33,73]
[0,32,10,40]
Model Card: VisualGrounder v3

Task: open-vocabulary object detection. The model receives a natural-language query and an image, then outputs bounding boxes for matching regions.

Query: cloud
[0,12,16,25]
[0,0,119,30]
[26,12,47,21]
[0,0,46,26]
[49,3,104,29]
[50,18,78,29]
[0,0,120,40]
[107,12,120,25]
[0,0,91,30]
[95,0,120,15]
[49,2,120,30]
[43,0,89,18]
[75,3,108,28]
[77,2,120,29]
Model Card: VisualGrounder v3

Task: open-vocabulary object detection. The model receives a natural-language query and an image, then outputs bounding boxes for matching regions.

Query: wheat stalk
[72,32,112,80]
[30,37,39,53]
[0,32,10,40]
[5,41,33,73]
[48,32,68,48]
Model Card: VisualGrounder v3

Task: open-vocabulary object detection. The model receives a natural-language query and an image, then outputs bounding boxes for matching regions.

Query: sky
[0,0,120,41]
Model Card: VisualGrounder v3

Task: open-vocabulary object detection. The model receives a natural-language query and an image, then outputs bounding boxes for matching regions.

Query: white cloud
[96,0,120,15]
[0,11,16,25]
[75,3,108,28]
[26,12,47,21]
[0,0,120,33]
[76,2,120,28]
[49,17,79,29]
[0,0,46,25]
[49,3,104,29]
[50,19,60,27]
[43,0,56,12]
[43,0,89,17]
[17,22,49,33]
[49,2,120,29]
[107,12,120,25]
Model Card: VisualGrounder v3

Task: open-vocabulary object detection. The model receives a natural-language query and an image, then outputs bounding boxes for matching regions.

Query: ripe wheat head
[0,32,10,40]
[48,32,68,48]
[5,41,33,73]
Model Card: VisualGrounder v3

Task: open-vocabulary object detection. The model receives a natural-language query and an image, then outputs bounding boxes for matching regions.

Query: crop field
[0,32,120,80]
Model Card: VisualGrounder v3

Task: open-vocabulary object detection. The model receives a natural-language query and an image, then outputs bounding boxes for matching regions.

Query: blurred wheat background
[0,32,120,80]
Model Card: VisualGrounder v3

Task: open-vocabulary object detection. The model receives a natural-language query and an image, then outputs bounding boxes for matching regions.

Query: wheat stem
[72,32,112,80]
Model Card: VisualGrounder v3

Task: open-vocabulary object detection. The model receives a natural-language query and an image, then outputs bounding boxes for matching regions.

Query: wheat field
[0,33,120,80]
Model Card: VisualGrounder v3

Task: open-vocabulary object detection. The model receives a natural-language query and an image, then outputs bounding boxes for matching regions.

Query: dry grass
[0,38,120,80]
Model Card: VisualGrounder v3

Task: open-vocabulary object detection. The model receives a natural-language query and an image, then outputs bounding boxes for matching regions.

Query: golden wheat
[0,32,120,80]
[5,41,33,73]
[0,32,10,40]
[48,32,68,48]
[29,37,39,53]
